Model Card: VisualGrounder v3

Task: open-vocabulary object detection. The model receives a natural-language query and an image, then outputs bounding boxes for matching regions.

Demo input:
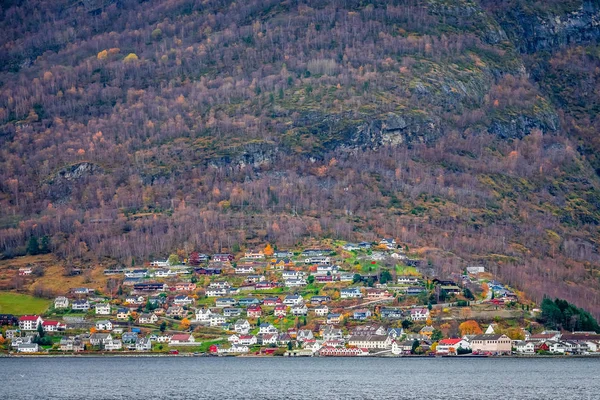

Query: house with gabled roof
[314,305,329,317]
[381,307,404,320]
[90,333,113,346]
[117,308,131,320]
[247,305,262,318]
[54,296,69,309]
[470,334,512,354]
[274,304,287,317]
[72,299,90,311]
[104,339,122,351]
[321,326,343,341]
[194,308,212,322]
[283,294,304,305]
[95,320,113,331]
[169,333,195,344]
[223,307,242,317]
[95,303,111,315]
[138,313,158,324]
[297,329,314,342]
[260,333,279,346]
[410,307,429,321]
[326,313,343,325]
[135,337,152,351]
[18,315,43,331]
[436,338,471,355]
[263,297,282,306]
[353,309,372,320]
[340,287,362,299]
[290,303,307,316]
[173,295,194,306]
[348,334,392,349]
[166,306,185,318]
[379,238,396,249]
[42,320,66,332]
[259,323,278,335]
[234,319,251,334]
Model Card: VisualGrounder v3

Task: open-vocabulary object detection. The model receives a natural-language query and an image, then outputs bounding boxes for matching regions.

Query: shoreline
[3,353,600,359]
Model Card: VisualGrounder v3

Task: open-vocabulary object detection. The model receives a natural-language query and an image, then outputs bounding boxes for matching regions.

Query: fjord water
[2,357,598,400]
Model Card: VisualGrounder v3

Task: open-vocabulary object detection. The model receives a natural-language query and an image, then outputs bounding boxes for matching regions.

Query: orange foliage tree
[264,243,274,256]
[459,320,483,336]
[180,318,191,330]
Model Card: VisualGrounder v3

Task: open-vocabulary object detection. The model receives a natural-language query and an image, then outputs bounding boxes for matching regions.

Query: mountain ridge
[1,0,600,316]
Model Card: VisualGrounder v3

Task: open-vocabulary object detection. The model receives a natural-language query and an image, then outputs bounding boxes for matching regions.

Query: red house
[247,305,262,318]
[274,304,287,317]
[263,297,282,306]
[212,254,234,262]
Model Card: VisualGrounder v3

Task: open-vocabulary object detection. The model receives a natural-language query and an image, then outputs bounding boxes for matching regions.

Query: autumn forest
[1,0,600,316]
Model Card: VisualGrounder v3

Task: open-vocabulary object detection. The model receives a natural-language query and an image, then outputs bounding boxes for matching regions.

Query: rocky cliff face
[484,1,600,53]
[46,162,104,203]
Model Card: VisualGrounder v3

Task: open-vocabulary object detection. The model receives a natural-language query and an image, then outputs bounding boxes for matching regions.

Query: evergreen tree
[37,322,44,338]
[27,236,40,255]
[380,269,392,285]
[410,339,420,354]
[39,236,50,254]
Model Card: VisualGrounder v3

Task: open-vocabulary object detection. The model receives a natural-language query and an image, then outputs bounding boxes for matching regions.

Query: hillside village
[1,240,600,357]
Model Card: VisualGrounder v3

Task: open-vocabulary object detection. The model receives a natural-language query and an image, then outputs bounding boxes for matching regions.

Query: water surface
[2,356,598,400]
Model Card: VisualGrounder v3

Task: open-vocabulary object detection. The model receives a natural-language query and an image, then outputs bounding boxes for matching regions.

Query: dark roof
[561,333,600,342]
[472,334,505,341]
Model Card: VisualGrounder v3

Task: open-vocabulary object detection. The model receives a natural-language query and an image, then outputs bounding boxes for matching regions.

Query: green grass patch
[0,291,51,315]
[395,265,420,276]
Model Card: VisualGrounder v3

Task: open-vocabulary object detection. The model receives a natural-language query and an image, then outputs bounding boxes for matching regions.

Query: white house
[222,344,249,353]
[209,313,226,327]
[340,288,362,299]
[206,287,228,297]
[235,265,255,274]
[95,303,111,315]
[282,271,304,279]
[95,320,113,331]
[18,315,43,331]
[54,296,69,309]
[194,308,212,322]
[348,335,392,349]
[283,295,304,306]
[291,304,308,316]
[42,320,66,332]
[138,313,158,324]
[169,334,195,344]
[234,319,251,334]
[284,279,307,287]
[259,324,278,335]
[244,250,265,259]
[173,295,194,305]
[104,339,123,351]
[17,343,39,353]
[72,300,90,311]
[410,308,430,321]
[514,341,536,354]
[297,330,314,341]
[397,276,420,285]
[238,335,257,345]
[90,333,113,346]
[135,338,152,351]
[379,238,397,249]
[436,338,471,355]
[314,305,329,316]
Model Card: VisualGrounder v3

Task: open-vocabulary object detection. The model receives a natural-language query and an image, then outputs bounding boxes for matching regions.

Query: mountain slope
[1,0,600,316]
